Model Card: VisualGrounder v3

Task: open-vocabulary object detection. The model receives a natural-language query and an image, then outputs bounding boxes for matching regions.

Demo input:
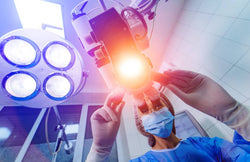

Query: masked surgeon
[86,70,250,161]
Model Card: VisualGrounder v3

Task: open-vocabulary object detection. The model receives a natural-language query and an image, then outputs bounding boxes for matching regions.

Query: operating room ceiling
[0,0,185,106]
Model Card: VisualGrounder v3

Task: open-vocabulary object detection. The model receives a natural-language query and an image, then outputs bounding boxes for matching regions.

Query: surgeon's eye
[138,103,149,114]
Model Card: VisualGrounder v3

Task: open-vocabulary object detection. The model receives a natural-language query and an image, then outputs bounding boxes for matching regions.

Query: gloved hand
[86,89,125,162]
[153,70,250,141]
[152,70,237,117]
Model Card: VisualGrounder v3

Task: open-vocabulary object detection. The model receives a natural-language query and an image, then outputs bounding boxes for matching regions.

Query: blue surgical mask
[141,107,174,138]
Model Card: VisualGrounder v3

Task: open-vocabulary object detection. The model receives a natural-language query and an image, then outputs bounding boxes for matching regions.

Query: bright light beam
[115,55,151,89]
[0,127,11,140]
[118,57,144,79]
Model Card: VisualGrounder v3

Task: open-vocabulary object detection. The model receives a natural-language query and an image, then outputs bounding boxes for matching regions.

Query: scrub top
[131,131,250,162]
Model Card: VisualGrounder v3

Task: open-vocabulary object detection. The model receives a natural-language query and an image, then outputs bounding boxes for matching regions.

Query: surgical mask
[141,107,174,138]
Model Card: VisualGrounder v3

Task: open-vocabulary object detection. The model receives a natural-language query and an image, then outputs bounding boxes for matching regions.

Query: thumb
[167,84,187,100]
[152,72,169,85]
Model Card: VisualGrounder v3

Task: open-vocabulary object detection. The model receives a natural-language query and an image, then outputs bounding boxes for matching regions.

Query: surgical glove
[86,89,125,162]
[152,70,237,118]
[153,70,250,141]
[217,103,250,141]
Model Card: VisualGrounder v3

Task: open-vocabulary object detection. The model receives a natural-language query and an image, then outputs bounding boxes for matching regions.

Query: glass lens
[45,75,71,98]
[5,73,37,98]
[4,39,36,65]
[45,44,71,68]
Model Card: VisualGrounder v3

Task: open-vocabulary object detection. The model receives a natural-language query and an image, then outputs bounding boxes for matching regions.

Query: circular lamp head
[44,73,74,101]
[43,41,75,70]
[2,71,39,101]
[0,36,40,68]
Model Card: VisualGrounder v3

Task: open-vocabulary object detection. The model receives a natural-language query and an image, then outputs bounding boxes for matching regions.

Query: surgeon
[86,70,250,161]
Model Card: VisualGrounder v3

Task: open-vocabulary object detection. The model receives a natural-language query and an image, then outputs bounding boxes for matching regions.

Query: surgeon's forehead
[137,97,170,110]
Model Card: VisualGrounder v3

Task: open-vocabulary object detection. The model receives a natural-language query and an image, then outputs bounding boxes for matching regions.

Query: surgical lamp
[72,0,166,90]
[0,29,87,108]
[0,29,87,159]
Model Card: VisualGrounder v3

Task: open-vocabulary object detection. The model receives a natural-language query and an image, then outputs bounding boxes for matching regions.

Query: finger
[106,95,123,108]
[91,108,112,122]
[152,72,170,85]
[103,106,118,122]
[169,74,193,82]
[167,84,188,100]
[169,77,190,88]
[116,101,125,117]
[152,71,193,87]
[143,93,154,112]
[106,89,125,108]
[165,70,199,79]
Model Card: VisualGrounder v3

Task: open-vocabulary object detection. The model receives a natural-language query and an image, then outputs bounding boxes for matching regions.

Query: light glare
[118,57,143,78]
[115,54,151,89]
[5,73,37,98]
[65,124,79,134]
[45,75,71,98]
[4,39,36,65]
[14,0,65,37]
[0,127,11,140]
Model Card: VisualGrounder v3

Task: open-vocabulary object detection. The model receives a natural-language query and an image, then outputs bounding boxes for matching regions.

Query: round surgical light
[0,36,40,68]
[2,71,39,100]
[0,29,86,108]
[43,41,75,70]
[44,73,74,101]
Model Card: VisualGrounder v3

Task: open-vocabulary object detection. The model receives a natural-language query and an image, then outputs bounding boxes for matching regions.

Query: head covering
[134,92,175,147]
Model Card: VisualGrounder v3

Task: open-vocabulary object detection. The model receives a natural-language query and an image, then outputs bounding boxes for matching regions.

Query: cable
[149,0,159,41]
[45,107,62,155]
[140,0,157,15]
[121,7,148,40]
[98,0,107,11]
[136,0,151,10]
